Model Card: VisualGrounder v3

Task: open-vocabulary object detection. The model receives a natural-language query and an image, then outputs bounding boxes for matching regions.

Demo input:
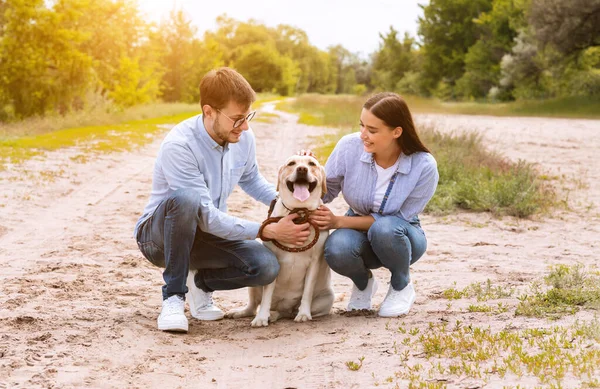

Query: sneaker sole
[157,320,189,332]
[190,310,225,321]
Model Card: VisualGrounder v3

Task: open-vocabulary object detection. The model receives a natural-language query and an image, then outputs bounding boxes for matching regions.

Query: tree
[456,0,524,99]
[529,0,600,55]
[418,0,493,96]
[371,28,418,91]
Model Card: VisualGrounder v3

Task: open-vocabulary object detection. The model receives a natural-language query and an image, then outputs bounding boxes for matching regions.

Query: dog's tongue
[293,184,310,202]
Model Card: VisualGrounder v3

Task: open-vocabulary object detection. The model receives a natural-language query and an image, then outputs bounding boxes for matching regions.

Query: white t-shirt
[372,160,400,213]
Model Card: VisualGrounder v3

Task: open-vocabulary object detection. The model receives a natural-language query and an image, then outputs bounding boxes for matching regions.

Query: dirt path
[1,106,599,388]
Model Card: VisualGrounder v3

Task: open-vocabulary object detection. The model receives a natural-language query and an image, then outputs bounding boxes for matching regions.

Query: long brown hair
[363,92,430,155]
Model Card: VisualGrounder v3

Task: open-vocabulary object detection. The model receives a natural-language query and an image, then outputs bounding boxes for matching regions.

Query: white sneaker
[157,295,188,332]
[186,271,224,321]
[378,282,416,317]
[347,276,378,311]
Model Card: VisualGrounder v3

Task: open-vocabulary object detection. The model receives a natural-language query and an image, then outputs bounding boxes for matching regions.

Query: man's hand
[261,213,311,246]
[308,205,338,230]
[297,149,316,158]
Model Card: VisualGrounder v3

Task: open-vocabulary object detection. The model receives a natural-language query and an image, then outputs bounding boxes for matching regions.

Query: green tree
[371,28,418,91]
[456,0,524,99]
[418,0,493,97]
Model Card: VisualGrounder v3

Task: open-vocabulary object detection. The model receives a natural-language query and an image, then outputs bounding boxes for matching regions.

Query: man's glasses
[216,109,256,129]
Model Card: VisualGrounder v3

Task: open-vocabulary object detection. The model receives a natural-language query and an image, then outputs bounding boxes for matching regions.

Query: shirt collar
[360,151,412,174]
[197,115,229,151]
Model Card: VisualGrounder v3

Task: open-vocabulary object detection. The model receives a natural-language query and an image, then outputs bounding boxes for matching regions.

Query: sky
[137,0,427,58]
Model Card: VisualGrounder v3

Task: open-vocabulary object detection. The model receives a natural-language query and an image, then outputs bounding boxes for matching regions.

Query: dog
[226,154,334,327]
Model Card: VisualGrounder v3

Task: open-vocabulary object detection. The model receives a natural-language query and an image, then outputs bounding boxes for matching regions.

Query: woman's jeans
[136,188,279,300]
[324,213,427,292]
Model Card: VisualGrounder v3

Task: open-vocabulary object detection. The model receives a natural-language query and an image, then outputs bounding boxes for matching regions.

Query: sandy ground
[0,103,599,388]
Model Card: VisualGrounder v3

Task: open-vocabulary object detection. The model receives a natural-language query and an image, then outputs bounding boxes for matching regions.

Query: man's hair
[199,67,256,112]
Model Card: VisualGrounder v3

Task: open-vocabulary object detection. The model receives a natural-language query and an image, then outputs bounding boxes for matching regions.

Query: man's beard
[213,117,231,145]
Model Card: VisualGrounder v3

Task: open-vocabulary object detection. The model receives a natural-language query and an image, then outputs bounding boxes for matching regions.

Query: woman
[309,92,439,317]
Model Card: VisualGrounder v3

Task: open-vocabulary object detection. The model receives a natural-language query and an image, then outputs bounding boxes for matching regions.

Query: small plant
[346,356,365,371]
[516,264,600,319]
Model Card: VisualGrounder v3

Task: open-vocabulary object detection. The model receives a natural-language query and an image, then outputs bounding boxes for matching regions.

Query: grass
[277,95,559,217]
[441,279,515,302]
[0,113,193,169]
[0,94,283,169]
[516,264,600,319]
[385,318,600,388]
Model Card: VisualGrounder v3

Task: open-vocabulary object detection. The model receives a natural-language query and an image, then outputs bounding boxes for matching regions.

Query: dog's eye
[308,161,316,166]
[287,161,296,166]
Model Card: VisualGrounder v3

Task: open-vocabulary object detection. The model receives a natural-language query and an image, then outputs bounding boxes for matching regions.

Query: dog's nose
[296,166,308,175]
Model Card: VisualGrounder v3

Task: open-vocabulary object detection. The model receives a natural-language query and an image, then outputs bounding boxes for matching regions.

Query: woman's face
[359,108,402,155]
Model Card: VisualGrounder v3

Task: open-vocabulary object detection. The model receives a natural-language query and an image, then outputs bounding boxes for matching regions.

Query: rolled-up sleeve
[399,159,439,221]
[161,142,261,240]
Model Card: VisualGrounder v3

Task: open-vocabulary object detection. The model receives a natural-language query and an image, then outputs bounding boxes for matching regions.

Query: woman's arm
[310,206,375,231]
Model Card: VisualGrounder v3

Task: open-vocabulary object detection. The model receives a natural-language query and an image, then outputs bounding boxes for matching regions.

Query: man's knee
[250,249,280,285]
[166,188,201,215]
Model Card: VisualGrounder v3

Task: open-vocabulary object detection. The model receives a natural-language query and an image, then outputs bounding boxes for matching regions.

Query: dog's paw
[225,308,254,319]
[251,315,270,327]
[294,311,312,322]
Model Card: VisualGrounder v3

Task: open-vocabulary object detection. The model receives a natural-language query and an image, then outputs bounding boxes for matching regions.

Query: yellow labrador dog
[227,155,334,327]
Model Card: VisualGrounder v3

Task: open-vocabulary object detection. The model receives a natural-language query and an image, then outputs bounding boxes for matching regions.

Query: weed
[516,264,600,319]
[346,356,365,371]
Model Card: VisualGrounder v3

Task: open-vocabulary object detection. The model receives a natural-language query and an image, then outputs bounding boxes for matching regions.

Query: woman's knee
[368,217,408,243]
[324,229,364,270]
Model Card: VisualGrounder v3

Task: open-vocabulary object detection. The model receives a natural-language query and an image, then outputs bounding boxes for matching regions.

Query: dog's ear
[320,165,327,195]
[276,164,284,192]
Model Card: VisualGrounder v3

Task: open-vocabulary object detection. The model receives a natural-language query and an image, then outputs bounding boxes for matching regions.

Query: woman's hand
[309,205,339,230]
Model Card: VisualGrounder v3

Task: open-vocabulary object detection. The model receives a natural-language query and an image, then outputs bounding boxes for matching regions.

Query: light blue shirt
[322,132,439,221]
[134,114,277,240]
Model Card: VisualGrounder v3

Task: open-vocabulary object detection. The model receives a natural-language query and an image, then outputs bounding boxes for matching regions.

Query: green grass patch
[441,279,514,302]
[278,95,558,217]
[253,111,280,124]
[0,112,195,169]
[386,319,600,387]
[516,264,600,319]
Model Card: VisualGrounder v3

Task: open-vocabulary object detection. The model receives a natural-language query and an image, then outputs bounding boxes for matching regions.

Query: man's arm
[161,142,261,240]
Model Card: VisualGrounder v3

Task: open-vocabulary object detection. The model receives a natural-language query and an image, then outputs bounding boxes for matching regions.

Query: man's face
[205,101,252,146]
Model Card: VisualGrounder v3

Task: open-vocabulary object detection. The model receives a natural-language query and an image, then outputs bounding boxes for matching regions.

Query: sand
[1,103,599,388]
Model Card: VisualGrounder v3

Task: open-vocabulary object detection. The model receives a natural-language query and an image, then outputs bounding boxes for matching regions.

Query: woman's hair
[363,92,430,155]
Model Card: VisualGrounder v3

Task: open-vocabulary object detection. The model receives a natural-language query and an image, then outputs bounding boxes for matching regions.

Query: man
[134,67,311,332]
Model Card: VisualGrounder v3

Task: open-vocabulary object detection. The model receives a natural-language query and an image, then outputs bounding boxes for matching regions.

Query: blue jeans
[136,188,279,300]
[324,212,427,292]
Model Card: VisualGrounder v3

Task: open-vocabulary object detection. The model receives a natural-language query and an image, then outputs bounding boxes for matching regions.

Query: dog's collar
[269,196,317,218]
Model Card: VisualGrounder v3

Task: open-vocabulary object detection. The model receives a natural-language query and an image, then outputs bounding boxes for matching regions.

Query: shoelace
[198,293,214,309]
[163,297,184,315]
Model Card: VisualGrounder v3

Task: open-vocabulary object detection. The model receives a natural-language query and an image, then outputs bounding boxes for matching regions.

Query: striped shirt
[134,114,277,240]
[322,132,439,221]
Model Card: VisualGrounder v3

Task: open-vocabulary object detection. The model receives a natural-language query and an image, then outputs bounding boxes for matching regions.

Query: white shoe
[186,271,224,321]
[157,295,188,332]
[347,276,378,311]
[378,282,416,317]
